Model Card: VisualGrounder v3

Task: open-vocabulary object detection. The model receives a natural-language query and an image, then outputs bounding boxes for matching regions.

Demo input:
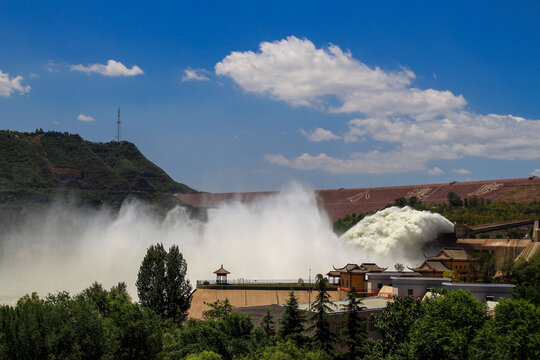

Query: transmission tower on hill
[116,108,121,142]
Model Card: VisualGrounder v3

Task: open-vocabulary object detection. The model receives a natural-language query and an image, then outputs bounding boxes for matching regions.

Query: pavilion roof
[360,263,388,272]
[409,260,451,273]
[213,264,230,275]
[426,247,471,260]
[333,262,387,273]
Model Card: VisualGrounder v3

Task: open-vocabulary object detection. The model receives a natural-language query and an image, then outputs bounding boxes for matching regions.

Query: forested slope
[0,129,196,210]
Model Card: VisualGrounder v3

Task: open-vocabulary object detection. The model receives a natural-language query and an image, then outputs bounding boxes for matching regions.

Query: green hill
[0,129,196,209]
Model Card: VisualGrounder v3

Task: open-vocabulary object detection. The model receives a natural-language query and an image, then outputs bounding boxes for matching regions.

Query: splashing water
[0,185,455,303]
[340,206,455,261]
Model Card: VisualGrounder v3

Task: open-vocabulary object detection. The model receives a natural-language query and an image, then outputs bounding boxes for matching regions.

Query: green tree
[279,292,306,346]
[394,263,404,272]
[511,251,540,305]
[238,340,331,360]
[309,274,335,353]
[184,350,222,360]
[394,197,407,207]
[476,252,497,282]
[203,299,233,320]
[448,192,463,207]
[165,244,192,321]
[0,283,163,360]
[342,287,366,360]
[161,312,253,360]
[366,295,424,358]
[0,293,49,360]
[408,290,488,360]
[260,308,276,339]
[469,298,540,360]
[136,243,192,321]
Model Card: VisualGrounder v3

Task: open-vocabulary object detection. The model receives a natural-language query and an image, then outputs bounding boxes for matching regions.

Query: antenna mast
[116,108,121,142]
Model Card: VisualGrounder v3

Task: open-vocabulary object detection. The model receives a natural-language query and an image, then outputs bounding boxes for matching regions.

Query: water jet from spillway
[340,206,455,263]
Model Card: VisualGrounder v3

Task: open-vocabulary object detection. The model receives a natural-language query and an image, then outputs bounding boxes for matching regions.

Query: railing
[197,279,318,285]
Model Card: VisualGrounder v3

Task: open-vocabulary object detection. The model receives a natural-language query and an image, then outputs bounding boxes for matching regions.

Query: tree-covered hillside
[0,129,196,210]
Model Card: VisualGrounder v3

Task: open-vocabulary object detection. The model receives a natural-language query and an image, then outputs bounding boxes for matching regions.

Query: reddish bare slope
[176,177,540,222]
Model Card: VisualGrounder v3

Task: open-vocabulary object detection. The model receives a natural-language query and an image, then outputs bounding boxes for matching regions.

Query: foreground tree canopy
[1,251,539,359]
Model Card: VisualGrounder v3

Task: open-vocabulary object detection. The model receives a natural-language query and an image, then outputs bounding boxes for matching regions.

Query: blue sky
[1,1,539,192]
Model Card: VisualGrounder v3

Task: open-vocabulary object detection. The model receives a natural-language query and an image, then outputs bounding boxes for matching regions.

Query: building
[329,263,387,292]
[391,277,451,298]
[409,247,479,282]
[365,272,422,293]
[213,264,231,284]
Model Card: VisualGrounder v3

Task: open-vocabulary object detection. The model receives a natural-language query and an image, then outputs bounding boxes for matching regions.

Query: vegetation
[260,308,276,339]
[0,130,196,214]
[333,213,371,235]
[407,290,488,359]
[136,243,192,321]
[0,283,163,360]
[364,290,539,360]
[309,274,335,353]
[279,291,307,346]
[341,287,366,360]
[509,251,540,305]
[2,250,540,359]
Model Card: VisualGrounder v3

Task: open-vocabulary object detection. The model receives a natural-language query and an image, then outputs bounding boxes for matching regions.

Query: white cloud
[452,168,471,175]
[531,169,540,176]
[265,150,428,174]
[300,128,340,142]
[215,36,540,175]
[216,36,465,118]
[71,60,143,77]
[428,167,444,175]
[0,70,31,97]
[46,60,63,73]
[77,114,95,122]
[182,68,210,81]
[266,112,540,174]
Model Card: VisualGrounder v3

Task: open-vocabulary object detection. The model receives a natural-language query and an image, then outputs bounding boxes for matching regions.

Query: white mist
[0,184,454,303]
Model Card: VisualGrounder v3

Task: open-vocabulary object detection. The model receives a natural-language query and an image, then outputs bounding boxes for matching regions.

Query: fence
[196,278,318,285]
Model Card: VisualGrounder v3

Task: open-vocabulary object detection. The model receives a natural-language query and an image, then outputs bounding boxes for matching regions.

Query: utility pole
[308,268,311,309]
[116,108,121,142]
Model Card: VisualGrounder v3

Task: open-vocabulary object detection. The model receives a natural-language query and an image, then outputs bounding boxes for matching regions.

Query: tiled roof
[427,247,470,260]
[361,263,388,272]
[213,265,230,275]
[441,248,470,260]
[425,260,451,272]
[410,260,450,273]
[333,263,386,273]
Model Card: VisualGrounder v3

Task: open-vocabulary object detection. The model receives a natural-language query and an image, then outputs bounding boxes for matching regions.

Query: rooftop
[391,277,451,282]
[442,282,516,288]
[213,264,231,275]
[427,247,471,260]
